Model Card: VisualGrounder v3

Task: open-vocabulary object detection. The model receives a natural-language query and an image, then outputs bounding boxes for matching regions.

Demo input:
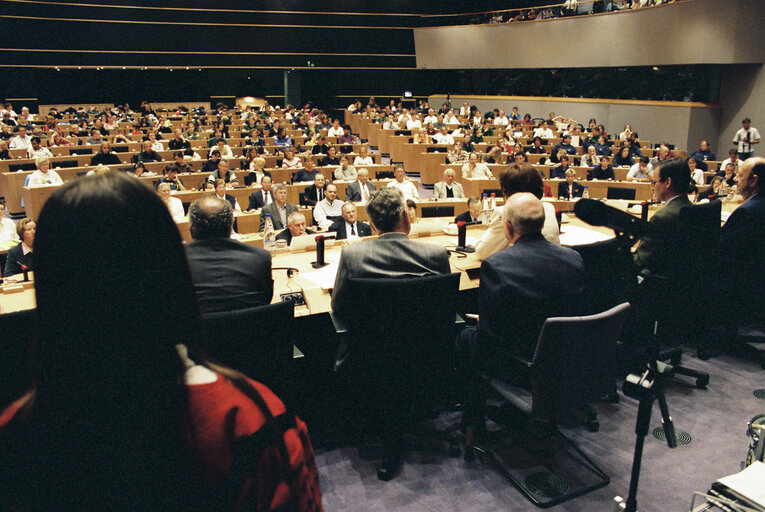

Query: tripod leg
[649,359,677,449]
[625,398,654,512]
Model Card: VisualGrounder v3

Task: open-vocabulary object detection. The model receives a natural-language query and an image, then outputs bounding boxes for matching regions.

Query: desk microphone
[312,234,336,268]
[272,266,299,278]
[455,221,475,253]
[627,200,660,222]
[574,198,654,239]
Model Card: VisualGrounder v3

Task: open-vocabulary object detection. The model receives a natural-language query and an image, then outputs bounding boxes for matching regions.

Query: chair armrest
[455,313,466,328]
[329,312,348,335]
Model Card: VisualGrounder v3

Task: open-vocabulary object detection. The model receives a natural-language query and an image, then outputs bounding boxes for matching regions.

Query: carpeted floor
[313,350,765,511]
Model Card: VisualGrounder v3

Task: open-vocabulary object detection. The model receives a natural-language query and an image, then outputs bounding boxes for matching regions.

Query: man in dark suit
[634,158,694,275]
[455,193,584,426]
[718,157,765,320]
[3,218,34,277]
[259,183,298,231]
[246,175,274,211]
[454,196,483,224]
[329,202,372,240]
[332,187,451,357]
[558,168,584,199]
[302,173,326,206]
[276,211,316,245]
[184,196,273,314]
[344,168,376,202]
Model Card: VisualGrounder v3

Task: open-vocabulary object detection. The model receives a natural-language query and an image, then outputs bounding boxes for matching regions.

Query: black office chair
[8,163,36,172]
[331,273,462,481]
[467,303,631,508]
[606,187,636,200]
[0,309,35,410]
[201,300,295,393]
[70,147,93,155]
[56,160,79,168]
[421,205,455,218]
[427,146,448,153]
[375,170,394,179]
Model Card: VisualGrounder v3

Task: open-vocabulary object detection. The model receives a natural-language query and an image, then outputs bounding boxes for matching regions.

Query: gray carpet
[313,351,765,511]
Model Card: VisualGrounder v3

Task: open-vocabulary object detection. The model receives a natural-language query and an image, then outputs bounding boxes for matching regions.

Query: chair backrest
[201,300,295,391]
[421,205,455,218]
[341,273,460,400]
[0,309,35,409]
[530,302,631,420]
[57,160,79,168]
[571,236,637,315]
[9,163,37,172]
[606,186,636,200]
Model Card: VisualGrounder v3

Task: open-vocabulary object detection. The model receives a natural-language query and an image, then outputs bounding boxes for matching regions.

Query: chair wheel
[696,376,709,389]
[697,348,710,361]
[587,420,600,432]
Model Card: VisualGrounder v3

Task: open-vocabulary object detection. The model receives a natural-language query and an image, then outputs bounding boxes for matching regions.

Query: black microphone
[456,221,475,253]
[574,199,654,239]
[311,234,336,269]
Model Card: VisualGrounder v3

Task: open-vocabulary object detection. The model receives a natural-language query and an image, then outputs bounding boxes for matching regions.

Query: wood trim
[429,94,720,108]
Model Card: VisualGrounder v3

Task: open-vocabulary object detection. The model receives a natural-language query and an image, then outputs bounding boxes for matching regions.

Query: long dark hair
[1,173,287,510]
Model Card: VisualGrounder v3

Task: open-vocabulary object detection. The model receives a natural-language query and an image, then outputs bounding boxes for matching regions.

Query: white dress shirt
[27,169,63,187]
[166,196,185,221]
[314,198,343,228]
[386,179,419,200]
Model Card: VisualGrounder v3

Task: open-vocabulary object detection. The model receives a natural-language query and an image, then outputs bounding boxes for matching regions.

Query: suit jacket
[247,190,274,210]
[331,232,451,366]
[634,194,692,275]
[454,211,481,224]
[3,243,33,277]
[184,237,273,315]
[328,220,372,240]
[718,193,765,316]
[276,227,316,244]
[479,232,585,366]
[302,184,325,206]
[345,180,377,202]
[558,181,584,199]
[433,181,465,199]
[259,201,298,231]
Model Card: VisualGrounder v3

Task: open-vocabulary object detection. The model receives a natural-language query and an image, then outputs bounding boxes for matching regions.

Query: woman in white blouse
[0,201,19,243]
[475,162,560,260]
[353,146,374,167]
[281,147,301,168]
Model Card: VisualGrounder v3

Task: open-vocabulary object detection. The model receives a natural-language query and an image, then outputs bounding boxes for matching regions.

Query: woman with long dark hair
[0,173,322,511]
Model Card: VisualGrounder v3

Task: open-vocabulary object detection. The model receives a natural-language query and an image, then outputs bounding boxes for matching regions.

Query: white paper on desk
[716,461,765,506]
[721,211,732,223]
[465,236,480,246]
[300,260,340,290]
[559,225,612,246]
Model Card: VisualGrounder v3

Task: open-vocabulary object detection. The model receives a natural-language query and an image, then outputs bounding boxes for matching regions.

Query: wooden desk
[456,177,653,201]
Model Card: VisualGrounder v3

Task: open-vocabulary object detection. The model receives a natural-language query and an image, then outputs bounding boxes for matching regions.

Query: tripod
[615,319,678,512]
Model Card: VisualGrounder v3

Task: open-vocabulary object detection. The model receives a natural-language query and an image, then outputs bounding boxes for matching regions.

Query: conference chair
[0,308,35,410]
[70,147,93,155]
[375,170,394,179]
[56,160,79,168]
[421,205,455,218]
[8,163,36,172]
[465,303,631,508]
[201,300,295,393]
[606,186,637,200]
[427,146,448,153]
[330,272,462,481]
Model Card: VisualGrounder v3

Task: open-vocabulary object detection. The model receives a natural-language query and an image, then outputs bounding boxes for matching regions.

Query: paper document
[300,261,340,290]
[559,225,612,246]
[716,461,765,507]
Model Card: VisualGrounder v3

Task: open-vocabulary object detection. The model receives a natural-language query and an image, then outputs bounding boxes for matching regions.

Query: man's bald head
[188,195,233,240]
[505,192,545,240]
[738,156,765,200]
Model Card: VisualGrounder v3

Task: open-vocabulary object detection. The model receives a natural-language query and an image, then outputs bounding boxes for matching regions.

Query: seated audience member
[273,126,293,149]
[353,146,374,167]
[690,140,716,165]
[447,141,469,165]
[158,166,187,192]
[455,193,585,428]
[185,195,273,313]
[49,130,73,147]
[27,137,53,159]
[588,156,615,180]
[293,158,320,183]
[406,199,418,224]
[167,151,193,174]
[345,168,376,202]
[85,127,104,146]
[28,157,63,186]
[320,146,340,167]
[526,136,546,155]
[0,201,19,243]
[167,128,190,151]
[328,119,344,137]
[311,136,330,155]
[387,165,419,200]
[719,149,741,173]
[0,173,321,510]
[276,211,315,245]
[633,158,694,274]
[475,162,560,260]
[455,196,483,224]
[433,168,465,199]
[627,156,653,181]
[3,217,34,277]
[145,131,164,152]
[580,145,600,167]
[212,178,241,212]
[333,155,357,181]
[90,142,121,166]
[207,158,239,185]
[85,164,111,177]
[137,140,162,163]
[314,183,343,229]
[259,183,298,231]
[214,138,233,159]
[330,202,372,240]
[432,125,454,145]
[131,161,155,178]
[157,182,185,221]
[247,175,274,210]
[462,152,494,179]
[281,147,301,169]
[246,156,271,185]
[697,176,724,202]
[206,128,226,148]
[200,150,222,174]
[550,134,577,163]
[482,147,502,164]
[550,155,571,179]
[613,145,634,167]
[688,156,705,186]
[718,162,737,187]
[558,169,585,199]
[303,173,327,206]
[650,144,671,168]
[717,157,765,319]
[594,135,611,157]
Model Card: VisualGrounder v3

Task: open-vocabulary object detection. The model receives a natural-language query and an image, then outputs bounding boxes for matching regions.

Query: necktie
[350,223,356,236]
[264,192,270,205]
[319,188,323,201]
[361,184,368,202]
